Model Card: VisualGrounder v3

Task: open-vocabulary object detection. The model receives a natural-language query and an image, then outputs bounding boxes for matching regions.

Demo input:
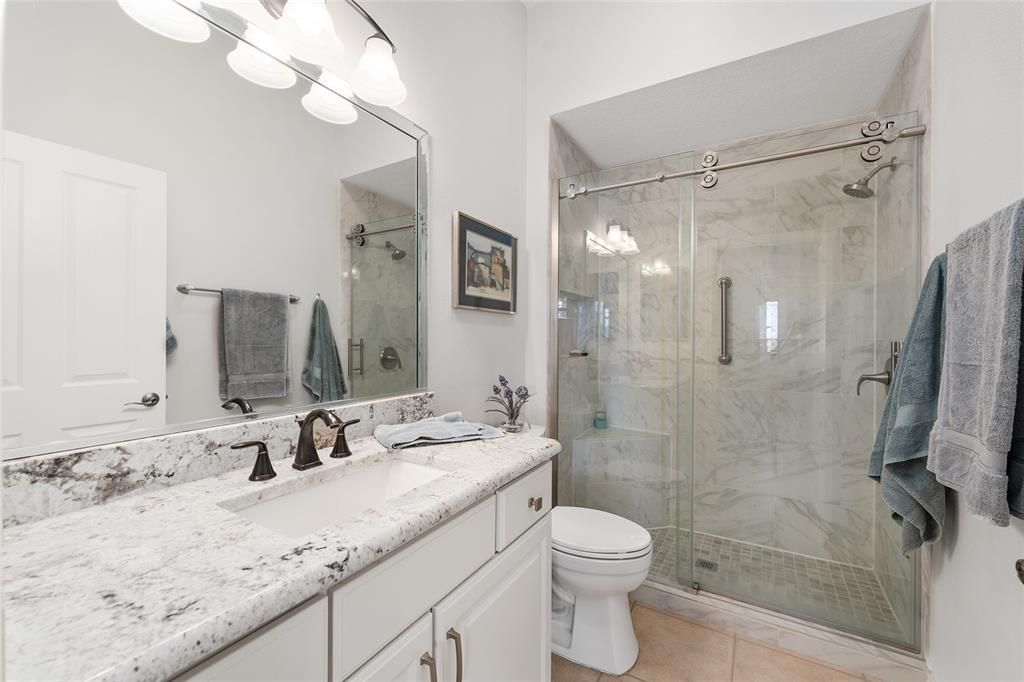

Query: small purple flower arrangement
[486,375,531,433]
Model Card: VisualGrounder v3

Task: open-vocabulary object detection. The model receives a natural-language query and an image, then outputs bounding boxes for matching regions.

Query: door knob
[124,392,160,407]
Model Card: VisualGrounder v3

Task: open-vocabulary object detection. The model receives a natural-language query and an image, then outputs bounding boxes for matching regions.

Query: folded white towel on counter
[374,412,504,449]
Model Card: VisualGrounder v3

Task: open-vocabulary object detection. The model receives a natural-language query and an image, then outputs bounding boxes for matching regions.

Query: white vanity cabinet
[177,597,329,682]
[176,461,552,682]
[432,518,551,682]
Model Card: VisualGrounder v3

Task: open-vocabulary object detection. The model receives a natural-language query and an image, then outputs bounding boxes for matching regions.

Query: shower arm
[856,157,898,184]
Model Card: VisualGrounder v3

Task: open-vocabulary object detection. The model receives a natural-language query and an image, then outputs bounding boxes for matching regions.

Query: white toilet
[550,506,652,675]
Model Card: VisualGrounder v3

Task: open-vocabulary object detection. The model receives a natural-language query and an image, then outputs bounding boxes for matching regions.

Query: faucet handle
[330,418,362,459]
[231,441,277,482]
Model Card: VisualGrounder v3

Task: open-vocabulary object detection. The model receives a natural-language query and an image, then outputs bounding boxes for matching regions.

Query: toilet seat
[552,506,652,560]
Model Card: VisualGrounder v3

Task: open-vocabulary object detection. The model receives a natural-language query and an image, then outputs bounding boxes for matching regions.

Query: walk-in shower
[554,114,923,649]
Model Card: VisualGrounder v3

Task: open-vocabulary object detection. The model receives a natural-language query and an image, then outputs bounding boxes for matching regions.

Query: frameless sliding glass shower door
[555,114,922,649]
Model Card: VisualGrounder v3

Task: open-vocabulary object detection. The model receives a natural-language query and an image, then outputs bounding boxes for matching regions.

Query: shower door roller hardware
[861,119,894,137]
[856,340,902,395]
[701,150,719,168]
[348,338,365,377]
[124,392,160,407]
[379,346,402,370]
[700,170,719,189]
[718,276,732,364]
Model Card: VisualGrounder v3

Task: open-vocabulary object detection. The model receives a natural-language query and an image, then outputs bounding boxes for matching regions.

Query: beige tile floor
[553,604,868,682]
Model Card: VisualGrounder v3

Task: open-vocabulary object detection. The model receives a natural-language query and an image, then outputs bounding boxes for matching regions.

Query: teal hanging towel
[302,295,347,402]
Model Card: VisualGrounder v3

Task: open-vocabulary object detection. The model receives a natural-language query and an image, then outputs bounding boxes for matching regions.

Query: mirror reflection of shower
[843,156,898,198]
[346,215,415,263]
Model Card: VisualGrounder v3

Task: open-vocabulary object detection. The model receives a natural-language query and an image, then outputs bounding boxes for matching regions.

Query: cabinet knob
[528,496,543,512]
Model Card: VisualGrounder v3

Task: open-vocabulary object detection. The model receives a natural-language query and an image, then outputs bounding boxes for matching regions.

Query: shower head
[385,240,406,261]
[842,157,898,199]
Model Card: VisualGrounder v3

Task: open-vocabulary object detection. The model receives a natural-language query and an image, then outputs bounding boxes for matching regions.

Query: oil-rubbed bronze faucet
[294,409,340,470]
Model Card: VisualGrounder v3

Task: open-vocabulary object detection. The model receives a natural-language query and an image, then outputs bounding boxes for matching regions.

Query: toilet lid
[552,506,652,557]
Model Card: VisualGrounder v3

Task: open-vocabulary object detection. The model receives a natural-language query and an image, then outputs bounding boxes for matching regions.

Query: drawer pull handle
[446,628,464,682]
[528,496,543,512]
[420,652,438,682]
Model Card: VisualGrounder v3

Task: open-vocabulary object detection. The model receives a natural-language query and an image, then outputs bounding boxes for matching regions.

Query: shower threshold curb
[631,582,928,682]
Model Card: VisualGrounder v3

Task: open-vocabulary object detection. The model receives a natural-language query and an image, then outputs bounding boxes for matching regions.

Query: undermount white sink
[230,459,449,538]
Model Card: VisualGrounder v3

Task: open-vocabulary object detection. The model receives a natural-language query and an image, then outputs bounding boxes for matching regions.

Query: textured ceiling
[552,6,927,169]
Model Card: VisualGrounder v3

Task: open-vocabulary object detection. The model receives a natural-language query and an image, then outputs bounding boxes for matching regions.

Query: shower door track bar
[559,123,926,199]
[345,222,416,240]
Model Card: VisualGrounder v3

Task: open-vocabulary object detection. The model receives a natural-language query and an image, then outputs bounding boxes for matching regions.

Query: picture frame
[452,211,518,314]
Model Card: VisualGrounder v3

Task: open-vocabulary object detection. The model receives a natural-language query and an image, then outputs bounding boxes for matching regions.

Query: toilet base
[552,592,638,675]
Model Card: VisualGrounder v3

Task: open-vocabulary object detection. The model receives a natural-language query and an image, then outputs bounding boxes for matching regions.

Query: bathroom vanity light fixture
[274,0,343,66]
[227,26,298,89]
[260,0,407,106]
[302,73,359,125]
[118,0,210,43]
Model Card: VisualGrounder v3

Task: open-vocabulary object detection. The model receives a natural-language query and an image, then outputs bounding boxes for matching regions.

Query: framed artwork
[452,211,517,314]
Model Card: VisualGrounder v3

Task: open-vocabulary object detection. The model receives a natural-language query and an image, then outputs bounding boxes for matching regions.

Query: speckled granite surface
[3,392,434,527]
[3,433,560,682]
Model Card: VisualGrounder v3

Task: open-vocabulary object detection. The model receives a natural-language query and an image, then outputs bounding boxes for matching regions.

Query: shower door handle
[856,341,901,395]
[718,276,732,365]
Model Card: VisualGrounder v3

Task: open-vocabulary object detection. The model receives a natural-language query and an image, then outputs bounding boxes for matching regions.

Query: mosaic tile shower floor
[647,527,906,643]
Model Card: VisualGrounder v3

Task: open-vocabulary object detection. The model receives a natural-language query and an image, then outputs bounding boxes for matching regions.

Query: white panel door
[2,131,166,453]
[433,516,551,682]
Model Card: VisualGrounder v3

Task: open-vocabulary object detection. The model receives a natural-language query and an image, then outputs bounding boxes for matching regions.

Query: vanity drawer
[331,497,496,680]
[495,461,551,551]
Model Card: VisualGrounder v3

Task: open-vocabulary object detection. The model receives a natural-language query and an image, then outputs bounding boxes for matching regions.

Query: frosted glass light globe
[118,0,210,44]
[302,73,359,125]
[275,0,343,66]
[227,27,297,90]
[352,36,407,107]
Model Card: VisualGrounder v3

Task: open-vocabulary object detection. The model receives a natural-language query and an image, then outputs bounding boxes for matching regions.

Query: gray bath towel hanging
[218,288,290,400]
[869,254,947,553]
[928,198,1024,526]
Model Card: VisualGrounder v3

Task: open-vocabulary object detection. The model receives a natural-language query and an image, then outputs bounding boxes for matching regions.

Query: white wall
[346,2,529,423]
[523,0,921,424]
[926,2,1024,679]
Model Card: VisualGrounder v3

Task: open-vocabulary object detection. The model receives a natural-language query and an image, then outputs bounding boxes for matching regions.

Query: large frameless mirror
[1,0,428,460]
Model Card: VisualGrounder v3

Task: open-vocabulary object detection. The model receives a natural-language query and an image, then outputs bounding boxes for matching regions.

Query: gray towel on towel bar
[928,199,1024,525]
[374,412,504,449]
[869,254,947,553]
[219,288,290,400]
[302,296,346,402]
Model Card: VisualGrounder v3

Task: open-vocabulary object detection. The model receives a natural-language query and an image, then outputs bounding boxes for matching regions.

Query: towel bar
[176,284,300,303]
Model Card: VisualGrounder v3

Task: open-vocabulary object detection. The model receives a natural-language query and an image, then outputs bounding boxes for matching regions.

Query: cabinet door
[433,516,551,682]
[346,613,435,682]
[177,597,327,681]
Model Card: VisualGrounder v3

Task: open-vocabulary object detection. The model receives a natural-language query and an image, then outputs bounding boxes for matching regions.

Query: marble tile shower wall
[340,184,418,398]
[553,122,601,505]
[692,124,882,568]
[560,152,694,530]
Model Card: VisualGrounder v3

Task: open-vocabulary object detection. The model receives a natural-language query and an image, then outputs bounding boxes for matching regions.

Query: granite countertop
[3,434,561,682]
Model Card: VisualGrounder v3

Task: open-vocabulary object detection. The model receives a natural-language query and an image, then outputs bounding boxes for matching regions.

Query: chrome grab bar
[718,276,732,365]
[348,338,365,377]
